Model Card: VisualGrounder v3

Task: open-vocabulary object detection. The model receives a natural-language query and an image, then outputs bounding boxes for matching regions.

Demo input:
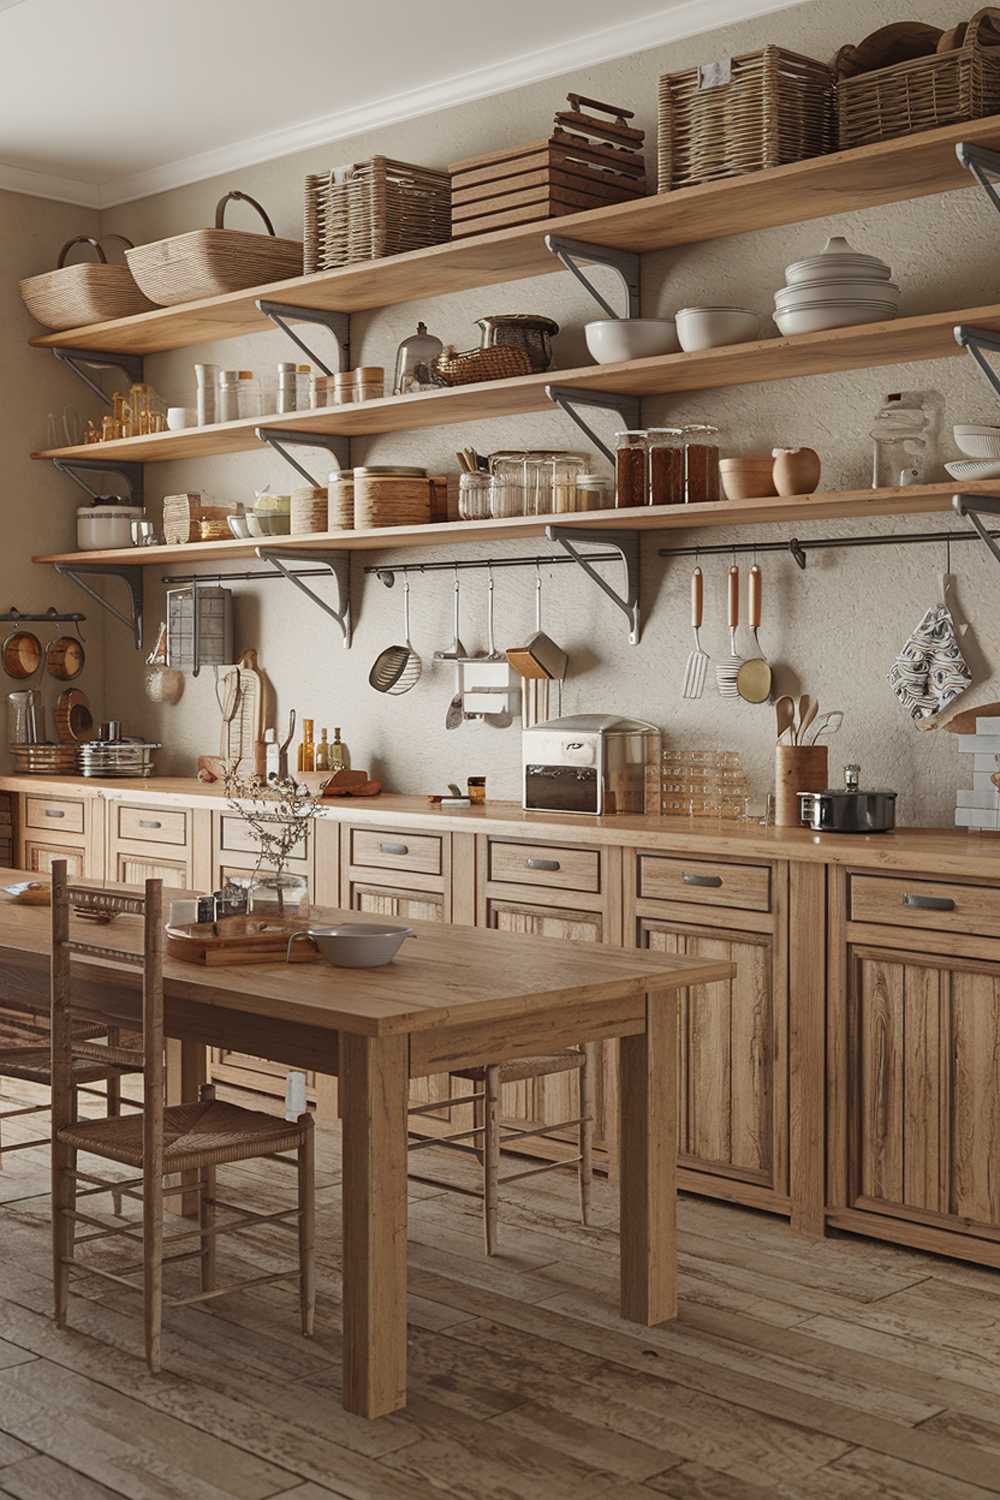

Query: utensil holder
[775,744,828,827]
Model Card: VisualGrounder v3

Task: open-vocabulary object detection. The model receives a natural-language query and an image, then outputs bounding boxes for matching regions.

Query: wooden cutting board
[218,649,265,775]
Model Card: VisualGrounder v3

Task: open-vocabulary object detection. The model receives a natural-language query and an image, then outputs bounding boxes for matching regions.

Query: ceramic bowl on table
[675,306,760,352]
[953,424,1000,458]
[584,318,678,364]
[719,455,777,501]
[286,923,415,968]
[774,301,897,336]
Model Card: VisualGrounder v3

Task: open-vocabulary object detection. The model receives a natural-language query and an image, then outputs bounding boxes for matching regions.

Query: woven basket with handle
[657,46,835,192]
[19,235,155,331]
[837,8,1000,151]
[303,157,451,272]
[126,192,302,307]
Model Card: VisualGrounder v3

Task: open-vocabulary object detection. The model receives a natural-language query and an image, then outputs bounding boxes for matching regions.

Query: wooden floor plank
[0,1454,131,1499]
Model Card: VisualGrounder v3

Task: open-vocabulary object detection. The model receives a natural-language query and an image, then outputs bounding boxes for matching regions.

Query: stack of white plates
[773,235,900,336]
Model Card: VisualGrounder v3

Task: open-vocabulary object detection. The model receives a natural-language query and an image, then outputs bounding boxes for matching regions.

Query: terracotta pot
[772,447,821,496]
[719,455,776,501]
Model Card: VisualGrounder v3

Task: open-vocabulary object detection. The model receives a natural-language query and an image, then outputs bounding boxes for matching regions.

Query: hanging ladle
[737,565,773,704]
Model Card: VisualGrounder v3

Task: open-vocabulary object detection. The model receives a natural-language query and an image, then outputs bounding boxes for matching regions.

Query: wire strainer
[369,577,422,695]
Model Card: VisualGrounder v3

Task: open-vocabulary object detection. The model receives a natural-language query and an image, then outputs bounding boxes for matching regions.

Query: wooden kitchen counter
[2,774,998,879]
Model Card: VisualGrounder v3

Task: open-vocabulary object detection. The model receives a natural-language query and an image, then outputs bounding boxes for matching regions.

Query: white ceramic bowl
[945,458,1000,480]
[953,424,1000,458]
[775,278,900,309]
[784,235,891,286]
[287,922,415,968]
[774,302,897,337]
[584,318,679,364]
[675,306,760,352]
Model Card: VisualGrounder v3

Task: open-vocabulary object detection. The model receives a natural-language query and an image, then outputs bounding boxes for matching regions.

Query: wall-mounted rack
[364,552,622,581]
[0,605,85,624]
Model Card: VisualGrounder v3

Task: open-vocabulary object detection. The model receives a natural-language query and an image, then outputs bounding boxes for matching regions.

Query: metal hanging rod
[657,523,1000,570]
[162,567,334,586]
[0,605,85,624]
[364,551,622,582]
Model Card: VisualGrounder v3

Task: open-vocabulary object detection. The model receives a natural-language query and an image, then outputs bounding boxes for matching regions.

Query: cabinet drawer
[117,804,188,847]
[488,840,600,894]
[638,854,770,912]
[350,828,441,877]
[850,874,1000,939]
[24,796,84,835]
[220,814,308,861]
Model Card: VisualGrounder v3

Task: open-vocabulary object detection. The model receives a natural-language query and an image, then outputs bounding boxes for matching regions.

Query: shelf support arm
[545,525,640,644]
[255,426,349,488]
[544,235,640,320]
[952,490,1000,569]
[50,348,145,407]
[51,456,144,507]
[53,563,143,651]
[255,301,350,378]
[255,547,352,648]
[545,385,641,464]
[957,141,1000,217]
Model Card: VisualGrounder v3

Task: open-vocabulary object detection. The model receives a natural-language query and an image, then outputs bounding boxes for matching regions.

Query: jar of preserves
[575,471,613,510]
[646,425,721,504]
[615,430,649,506]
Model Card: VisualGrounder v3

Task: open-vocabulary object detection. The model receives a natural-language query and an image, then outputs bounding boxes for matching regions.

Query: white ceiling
[0,0,796,207]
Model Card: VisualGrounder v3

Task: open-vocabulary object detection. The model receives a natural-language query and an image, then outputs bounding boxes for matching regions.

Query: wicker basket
[303,157,451,273]
[431,345,532,387]
[837,9,1000,151]
[126,192,302,307]
[290,485,330,535]
[162,494,234,546]
[19,235,156,331]
[658,47,835,192]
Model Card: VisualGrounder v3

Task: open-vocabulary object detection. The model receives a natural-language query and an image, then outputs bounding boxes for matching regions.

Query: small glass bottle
[218,370,239,424]
[329,727,349,772]
[298,718,315,772]
[575,471,612,510]
[276,361,297,414]
[236,370,260,420]
[467,776,486,804]
[315,727,330,771]
[295,364,312,409]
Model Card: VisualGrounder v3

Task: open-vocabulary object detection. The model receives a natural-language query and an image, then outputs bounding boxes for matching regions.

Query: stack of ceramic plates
[774,235,900,336]
[12,744,79,775]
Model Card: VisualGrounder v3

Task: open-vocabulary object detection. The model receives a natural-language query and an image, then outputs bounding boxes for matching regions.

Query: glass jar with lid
[575,471,613,511]
[647,424,721,504]
[615,430,649,507]
[488,458,525,518]
[458,472,491,521]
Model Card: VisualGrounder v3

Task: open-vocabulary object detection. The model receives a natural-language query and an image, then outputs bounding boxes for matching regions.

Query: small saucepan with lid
[798,764,897,834]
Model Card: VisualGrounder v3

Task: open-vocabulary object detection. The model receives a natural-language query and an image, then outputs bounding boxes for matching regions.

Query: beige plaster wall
[85,0,1000,823]
[1,190,105,767]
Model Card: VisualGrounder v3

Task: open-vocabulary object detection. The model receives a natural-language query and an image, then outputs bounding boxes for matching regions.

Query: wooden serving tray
[166,914,320,966]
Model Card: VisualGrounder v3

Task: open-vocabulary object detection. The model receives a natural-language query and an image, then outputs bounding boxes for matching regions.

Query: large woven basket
[303,157,451,272]
[19,235,155,331]
[837,9,1000,151]
[658,47,835,192]
[430,345,532,387]
[126,192,302,307]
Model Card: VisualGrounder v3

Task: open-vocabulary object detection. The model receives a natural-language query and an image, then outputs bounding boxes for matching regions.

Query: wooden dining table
[0,873,734,1419]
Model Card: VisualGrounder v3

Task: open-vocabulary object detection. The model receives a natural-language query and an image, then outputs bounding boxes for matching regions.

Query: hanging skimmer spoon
[681,567,710,699]
[715,564,745,697]
[434,569,467,730]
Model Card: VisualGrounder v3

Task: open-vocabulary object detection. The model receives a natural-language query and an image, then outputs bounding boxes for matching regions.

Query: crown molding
[95,0,801,207]
[0,159,101,209]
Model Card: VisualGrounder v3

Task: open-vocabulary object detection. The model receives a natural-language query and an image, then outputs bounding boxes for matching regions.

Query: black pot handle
[215,191,276,236]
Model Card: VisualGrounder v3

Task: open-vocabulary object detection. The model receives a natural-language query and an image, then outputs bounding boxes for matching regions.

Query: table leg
[619,988,677,1326]
[340,1031,408,1418]
[166,1040,207,1218]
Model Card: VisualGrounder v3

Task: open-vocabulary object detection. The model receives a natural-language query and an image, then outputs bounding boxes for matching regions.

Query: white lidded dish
[784,235,891,286]
[76,505,145,551]
[584,318,678,364]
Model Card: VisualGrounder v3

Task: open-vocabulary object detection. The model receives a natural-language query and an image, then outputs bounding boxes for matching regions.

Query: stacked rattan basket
[303,158,451,272]
[657,47,836,191]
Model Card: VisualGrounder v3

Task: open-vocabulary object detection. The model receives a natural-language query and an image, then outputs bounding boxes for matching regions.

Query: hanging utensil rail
[658,520,1000,569]
[363,551,621,581]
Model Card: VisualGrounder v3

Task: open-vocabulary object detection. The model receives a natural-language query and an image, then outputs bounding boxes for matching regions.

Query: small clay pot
[719,455,776,502]
[772,447,821,496]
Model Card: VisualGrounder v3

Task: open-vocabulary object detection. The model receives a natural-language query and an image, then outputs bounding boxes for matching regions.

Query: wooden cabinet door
[114,852,190,887]
[849,948,1000,1235]
[349,881,444,925]
[24,840,84,879]
[639,917,785,1195]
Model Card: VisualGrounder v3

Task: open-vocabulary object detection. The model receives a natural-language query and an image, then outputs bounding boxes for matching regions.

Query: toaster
[522,713,661,815]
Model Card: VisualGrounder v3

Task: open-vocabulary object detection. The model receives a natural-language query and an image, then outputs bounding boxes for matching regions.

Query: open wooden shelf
[33,302,1000,465]
[26,117,1000,357]
[31,482,988,569]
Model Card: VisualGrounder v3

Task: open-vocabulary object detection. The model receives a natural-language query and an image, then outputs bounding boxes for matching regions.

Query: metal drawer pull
[903,893,955,912]
[683,872,723,888]
[44,809,65,818]
[527,858,561,871]
[139,819,162,830]
[380,841,409,856]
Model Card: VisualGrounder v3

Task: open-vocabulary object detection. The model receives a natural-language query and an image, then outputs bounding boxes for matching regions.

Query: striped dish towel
[888,604,971,722]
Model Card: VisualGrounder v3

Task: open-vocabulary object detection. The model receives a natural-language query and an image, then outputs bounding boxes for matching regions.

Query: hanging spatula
[681,567,710,699]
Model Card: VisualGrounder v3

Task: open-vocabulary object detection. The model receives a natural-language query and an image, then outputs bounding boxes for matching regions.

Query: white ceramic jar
[76,505,145,551]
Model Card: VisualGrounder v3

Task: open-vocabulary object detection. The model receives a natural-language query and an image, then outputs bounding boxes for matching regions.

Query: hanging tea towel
[888,604,971,721]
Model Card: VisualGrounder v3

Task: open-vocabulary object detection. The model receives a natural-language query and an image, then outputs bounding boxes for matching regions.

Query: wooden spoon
[797,695,818,746]
[775,696,795,744]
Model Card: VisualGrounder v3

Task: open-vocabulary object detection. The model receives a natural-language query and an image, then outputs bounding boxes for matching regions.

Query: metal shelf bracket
[545,385,641,464]
[545,235,640,320]
[955,323,1000,405]
[255,547,352,648]
[51,347,145,406]
[957,141,1000,216]
[545,525,641,643]
[53,563,143,650]
[51,456,144,507]
[256,300,350,377]
[952,490,1000,568]
[255,426,349,487]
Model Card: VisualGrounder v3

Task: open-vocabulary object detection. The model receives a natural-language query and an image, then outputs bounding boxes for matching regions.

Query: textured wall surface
[2,189,106,758]
[72,0,1000,822]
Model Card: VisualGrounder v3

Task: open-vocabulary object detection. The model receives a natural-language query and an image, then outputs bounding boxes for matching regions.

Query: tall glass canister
[615,430,649,506]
